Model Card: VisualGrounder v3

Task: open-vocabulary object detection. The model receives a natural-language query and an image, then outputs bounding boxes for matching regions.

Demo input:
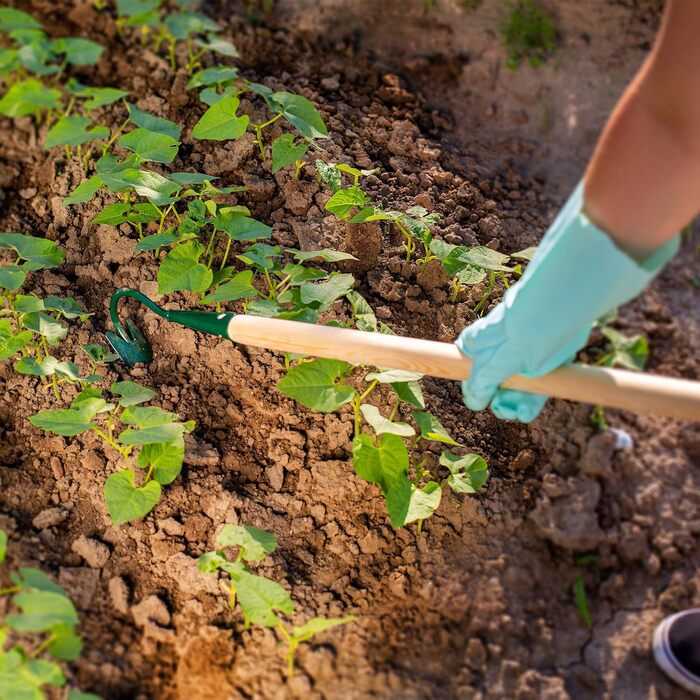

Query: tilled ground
[0,1,698,699]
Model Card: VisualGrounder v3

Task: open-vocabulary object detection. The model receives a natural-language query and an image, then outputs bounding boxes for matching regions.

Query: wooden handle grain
[227,315,700,421]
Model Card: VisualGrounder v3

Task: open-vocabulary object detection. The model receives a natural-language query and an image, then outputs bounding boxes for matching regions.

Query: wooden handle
[227,315,700,421]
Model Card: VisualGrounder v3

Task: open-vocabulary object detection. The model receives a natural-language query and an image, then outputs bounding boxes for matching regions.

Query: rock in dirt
[32,507,66,529]
[108,576,130,615]
[580,431,616,478]
[515,670,570,700]
[71,535,110,568]
[416,258,449,291]
[530,477,605,551]
[165,553,220,596]
[59,567,99,609]
[131,594,171,628]
[184,435,219,467]
[340,220,382,273]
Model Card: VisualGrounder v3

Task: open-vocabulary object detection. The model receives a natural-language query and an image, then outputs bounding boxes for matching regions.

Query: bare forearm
[583,0,700,259]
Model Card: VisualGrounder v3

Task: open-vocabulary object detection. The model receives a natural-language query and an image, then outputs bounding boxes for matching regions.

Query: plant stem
[103,116,130,154]
[220,238,232,270]
[0,585,20,596]
[30,633,56,658]
[93,428,130,460]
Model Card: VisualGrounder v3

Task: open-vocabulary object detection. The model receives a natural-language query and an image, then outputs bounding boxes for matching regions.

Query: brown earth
[1,1,699,699]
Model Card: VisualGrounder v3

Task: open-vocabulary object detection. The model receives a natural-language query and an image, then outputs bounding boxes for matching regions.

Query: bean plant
[29,382,194,525]
[278,347,489,528]
[0,7,127,142]
[0,234,97,398]
[199,524,355,676]
[0,530,100,700]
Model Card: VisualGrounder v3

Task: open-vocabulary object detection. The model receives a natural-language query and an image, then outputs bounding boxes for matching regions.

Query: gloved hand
[455,182,679,422]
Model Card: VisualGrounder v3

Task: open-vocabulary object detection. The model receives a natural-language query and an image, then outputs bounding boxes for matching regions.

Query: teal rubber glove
[455,182,679,422]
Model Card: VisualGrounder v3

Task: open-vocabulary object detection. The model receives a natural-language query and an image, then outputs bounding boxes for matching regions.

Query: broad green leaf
[280,263,327,286]
[81,344,118,364]
[91,202,131,226]
[511,246,537,261]
[104,470,161,525]
[0,79,61,116]
[351,433,408,487]
[272,91,328,140]
[23,312,67,345]
[120,405,178,427]
[459,246,513,272]
[292,616,357,643]
[187,65,238,89]
[115,169,180,205]
[233,570,294,627]
[135,231,178,251]
[51,37,103,65]
[0,264,25,289]
[164,10,221,39]
[127,102,181,139]
[0,233,65,270]
[43,295,90,320]
[299,273,355,310]
[111,380,155,406]
[324,187,371,219]
[81,86,129,110]
[198,550,227,573]
[48,623,82,661]
[214,211,272,240]
[11,294,44,313]
[347,290,376,332]
[14,355,60,377]
[0,8,42,31]
[28,404,97,436]
[245,299,282,317]
[455,264,487,285]
[197,35,239,57]
[0,320,32,360]
[199,84,238,107]
[136,441,184,485]
[292,248,357,263]
[118,127,180,163]
[403,481,442,524]
[0,655,65,696]
[391,380,425,409]
[277,358,355,412]
[10,567,65,594]
[236,242,282,272]
[6,590,78,632]
[157,240,213,294]
[201,270,257,303]
[360,404,414,436]
[44,115,109,149]
[63,175,104,205]
[0,530,6,563]
[192,97,249,141]
[170,171,217,185]
[600,327,649,371]
[216,524,277,561]
[271,134,307,173]
[440,452,489,493]
[412,411,460,446]
[116,0,159,16]
[315,161,342,193]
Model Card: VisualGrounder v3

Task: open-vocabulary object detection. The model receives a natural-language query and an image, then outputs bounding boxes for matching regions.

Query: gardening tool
[106,288,700,421]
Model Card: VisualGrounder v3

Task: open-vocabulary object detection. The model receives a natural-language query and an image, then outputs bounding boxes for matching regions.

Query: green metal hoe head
[106,288,235,367]
[106,289,155,366]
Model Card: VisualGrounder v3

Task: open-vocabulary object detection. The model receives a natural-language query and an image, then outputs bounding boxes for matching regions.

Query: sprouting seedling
[199,524,356,676]
[0,8,111,125]
[499,0,557,70]
[588,319,649,429]
[277,351,489,528]
[0,531,100,699]
[28,382,194,525]
[0,234,95,398]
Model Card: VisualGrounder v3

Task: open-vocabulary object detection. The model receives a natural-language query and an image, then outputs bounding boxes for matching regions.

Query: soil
[1,1,699,699]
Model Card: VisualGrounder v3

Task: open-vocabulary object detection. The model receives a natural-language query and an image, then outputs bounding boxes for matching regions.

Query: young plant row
[0,530,98,699]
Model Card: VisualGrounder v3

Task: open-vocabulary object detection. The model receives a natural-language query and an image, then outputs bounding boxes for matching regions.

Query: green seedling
[0,531,100,700]
[499,0,557,69]
[199,524,356,676]
[0,234,95,398]
[589,320,649,429]
[115,1,234,74]
[278,359,489,528]
[29,382,194,525]
[572,554,598,630]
